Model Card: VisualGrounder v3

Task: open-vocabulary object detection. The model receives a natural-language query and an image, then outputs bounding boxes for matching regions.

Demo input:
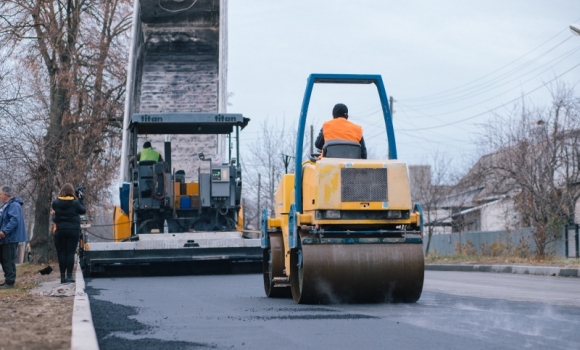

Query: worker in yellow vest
[314,103,367,159]
[136,141,163,163]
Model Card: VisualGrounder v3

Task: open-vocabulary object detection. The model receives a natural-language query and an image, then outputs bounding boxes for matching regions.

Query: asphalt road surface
[87,269,580,350]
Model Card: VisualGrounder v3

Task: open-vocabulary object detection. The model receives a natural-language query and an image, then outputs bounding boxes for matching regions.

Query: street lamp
[570,24,580,36]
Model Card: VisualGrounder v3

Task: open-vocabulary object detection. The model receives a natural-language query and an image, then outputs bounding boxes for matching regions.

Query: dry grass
[0,263,45,294]
[0,262,73,350]
[425,254,580,268]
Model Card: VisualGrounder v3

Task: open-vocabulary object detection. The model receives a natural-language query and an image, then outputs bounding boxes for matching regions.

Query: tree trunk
[30,78,68,263]
[534,225,547,258]
[30,178,57,263]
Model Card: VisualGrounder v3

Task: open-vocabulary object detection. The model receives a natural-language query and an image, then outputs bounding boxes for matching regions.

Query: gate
[564,224,579,258]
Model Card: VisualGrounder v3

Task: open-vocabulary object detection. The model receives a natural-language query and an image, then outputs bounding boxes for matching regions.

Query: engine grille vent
[341,168,388,202]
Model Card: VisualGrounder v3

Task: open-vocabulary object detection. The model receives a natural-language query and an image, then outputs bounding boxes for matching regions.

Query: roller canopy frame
[414,203,424,232]
[294,74,396,213]
[260,209,269,249]
[288,204,299,249]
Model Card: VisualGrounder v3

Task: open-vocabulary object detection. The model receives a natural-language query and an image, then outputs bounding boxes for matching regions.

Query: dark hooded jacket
[51,196,86,232]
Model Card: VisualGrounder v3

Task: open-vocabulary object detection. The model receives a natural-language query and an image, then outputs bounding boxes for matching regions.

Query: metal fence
[424,226,577,258]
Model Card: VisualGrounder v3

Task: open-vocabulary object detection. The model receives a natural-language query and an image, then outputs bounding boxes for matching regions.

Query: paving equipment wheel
[263,233,291,298]
[291,232,424,304]
[82,263,91,278]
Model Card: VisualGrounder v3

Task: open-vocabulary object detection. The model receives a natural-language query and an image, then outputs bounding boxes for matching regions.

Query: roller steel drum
[263,233,292,298]
[291,239,424,304]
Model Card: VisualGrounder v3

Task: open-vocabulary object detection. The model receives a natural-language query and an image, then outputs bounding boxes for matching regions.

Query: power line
[397,60,580,120]
[402,21,580,102]
[404,42,580,109]
[360,99,478,143]
[348,43,580,123]
[398,62,580,132]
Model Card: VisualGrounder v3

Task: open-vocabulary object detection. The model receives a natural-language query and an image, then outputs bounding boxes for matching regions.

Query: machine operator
[314,103,368,159]
[135,141,163,163]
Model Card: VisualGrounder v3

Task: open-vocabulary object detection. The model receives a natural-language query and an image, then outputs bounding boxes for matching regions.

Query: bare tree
[409,154,454,256]
[477,87,580,257]
[0,52,38,250]
[242,120,293,229]
[0,0,132,262]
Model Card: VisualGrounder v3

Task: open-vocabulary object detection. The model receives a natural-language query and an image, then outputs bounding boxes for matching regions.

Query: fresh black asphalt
[86,269,580,350]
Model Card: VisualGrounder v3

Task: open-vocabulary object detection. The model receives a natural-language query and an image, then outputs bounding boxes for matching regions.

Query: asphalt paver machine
[80,113,261,275]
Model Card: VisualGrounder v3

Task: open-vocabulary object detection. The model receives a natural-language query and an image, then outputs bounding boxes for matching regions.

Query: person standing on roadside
[52,183,86,284]
[0,186,27,289]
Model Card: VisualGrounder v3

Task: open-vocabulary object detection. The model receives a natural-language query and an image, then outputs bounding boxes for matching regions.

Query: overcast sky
[227,0,580,172]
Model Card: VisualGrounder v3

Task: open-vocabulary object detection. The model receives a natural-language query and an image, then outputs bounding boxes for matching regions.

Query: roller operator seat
[137,160,157,198]
[138,160,157,166]
[322,139,362,159]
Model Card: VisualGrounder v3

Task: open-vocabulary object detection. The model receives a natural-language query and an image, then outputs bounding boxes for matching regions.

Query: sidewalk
[426,263,580,277]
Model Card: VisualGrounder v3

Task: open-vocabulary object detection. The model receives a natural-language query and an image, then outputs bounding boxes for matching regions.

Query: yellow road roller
[261,74,424,304]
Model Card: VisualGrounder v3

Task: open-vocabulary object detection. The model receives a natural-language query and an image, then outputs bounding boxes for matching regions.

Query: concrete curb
[71,267,99,350]
[426,264,580,277]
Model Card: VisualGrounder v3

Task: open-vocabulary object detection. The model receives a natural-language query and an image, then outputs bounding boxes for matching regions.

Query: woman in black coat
[52,183,86,283]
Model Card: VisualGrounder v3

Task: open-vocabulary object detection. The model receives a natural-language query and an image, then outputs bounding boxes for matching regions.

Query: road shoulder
[72,267,99,350]
[426,263,580,277]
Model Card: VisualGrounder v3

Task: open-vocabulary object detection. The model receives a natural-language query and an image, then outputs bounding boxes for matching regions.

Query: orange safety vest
[322,117,363,143]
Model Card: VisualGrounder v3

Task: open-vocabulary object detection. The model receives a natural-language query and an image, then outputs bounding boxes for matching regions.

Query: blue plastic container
[119,183,130,214]
[180,196,191,209]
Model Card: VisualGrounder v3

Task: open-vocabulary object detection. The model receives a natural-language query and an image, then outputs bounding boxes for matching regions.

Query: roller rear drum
[291,236,424,304]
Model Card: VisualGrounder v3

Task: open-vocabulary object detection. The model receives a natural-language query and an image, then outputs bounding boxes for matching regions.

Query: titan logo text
[214,115,237,122]
[140,115,163,122]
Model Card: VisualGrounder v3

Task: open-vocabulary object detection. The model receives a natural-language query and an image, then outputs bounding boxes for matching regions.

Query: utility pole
[282,154,294,174]
[389,96,394,118]
[257,173,261,228]
[241,198,246,229]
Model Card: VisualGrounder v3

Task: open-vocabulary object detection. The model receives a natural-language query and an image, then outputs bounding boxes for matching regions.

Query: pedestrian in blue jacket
[0,186,27,289]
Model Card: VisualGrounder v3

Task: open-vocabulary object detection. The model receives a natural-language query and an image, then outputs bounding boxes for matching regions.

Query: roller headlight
[387,210,402,219]
[325,210,341,219]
